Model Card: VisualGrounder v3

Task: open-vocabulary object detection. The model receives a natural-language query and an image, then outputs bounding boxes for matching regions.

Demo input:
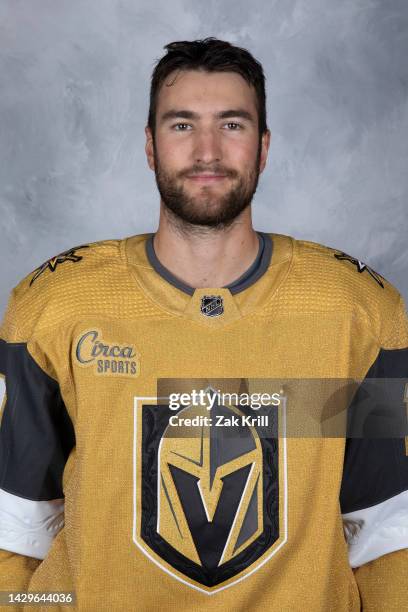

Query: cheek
[158,139,191,167]
[227,138,258,163]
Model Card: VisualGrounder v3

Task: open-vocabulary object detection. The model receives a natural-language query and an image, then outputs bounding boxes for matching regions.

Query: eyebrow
[160,108,255,124]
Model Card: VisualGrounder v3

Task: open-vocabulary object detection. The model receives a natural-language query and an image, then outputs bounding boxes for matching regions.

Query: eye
[224,122,242,130]
[172,123,192,131]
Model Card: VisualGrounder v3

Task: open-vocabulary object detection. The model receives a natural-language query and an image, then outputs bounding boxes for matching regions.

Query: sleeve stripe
[0,487,64,560]
[342,489,408,567]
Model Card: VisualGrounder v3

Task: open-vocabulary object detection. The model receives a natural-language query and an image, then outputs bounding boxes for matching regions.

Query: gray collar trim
[145,231,273,296]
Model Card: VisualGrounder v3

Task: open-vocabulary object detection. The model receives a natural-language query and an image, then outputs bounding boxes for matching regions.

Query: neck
[152,204,259,289]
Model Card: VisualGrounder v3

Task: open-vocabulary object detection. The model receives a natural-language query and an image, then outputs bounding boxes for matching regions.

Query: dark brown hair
[148,37,268,139]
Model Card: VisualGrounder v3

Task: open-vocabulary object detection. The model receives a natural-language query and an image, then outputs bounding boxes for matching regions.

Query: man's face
[145,69,270,229]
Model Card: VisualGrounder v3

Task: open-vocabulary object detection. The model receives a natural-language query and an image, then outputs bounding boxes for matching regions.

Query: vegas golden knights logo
[133,392,287,594]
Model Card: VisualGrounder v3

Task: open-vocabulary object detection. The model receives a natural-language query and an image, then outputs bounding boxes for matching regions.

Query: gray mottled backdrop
[0,0,407,314]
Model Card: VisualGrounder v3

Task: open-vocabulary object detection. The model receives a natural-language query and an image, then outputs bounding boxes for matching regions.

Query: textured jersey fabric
[0,232,407,611]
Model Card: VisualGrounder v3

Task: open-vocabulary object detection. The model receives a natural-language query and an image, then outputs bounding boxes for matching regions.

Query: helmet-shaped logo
[158,402,263,568]
[133,387,287,594]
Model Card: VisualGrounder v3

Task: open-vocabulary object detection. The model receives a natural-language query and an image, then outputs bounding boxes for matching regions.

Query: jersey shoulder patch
[29,244,90,286]
[2,239,122,341]
[296,238,392,292]
[332,250,385,288]
[27,239,121,287]
[293,238,403,341]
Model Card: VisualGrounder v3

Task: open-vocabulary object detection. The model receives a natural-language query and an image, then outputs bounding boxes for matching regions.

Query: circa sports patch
[30,245,89,285]
[74,329,140,377]
[334,251,385,288]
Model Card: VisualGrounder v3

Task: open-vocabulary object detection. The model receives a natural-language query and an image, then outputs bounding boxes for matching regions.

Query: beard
[152,139,262,231]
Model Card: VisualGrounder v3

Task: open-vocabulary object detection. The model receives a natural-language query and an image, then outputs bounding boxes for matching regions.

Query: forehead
[156,69,257,116]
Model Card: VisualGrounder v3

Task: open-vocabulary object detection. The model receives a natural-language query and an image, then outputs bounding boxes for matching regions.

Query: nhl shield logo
[133,391,287,594]
[200,295,224,317]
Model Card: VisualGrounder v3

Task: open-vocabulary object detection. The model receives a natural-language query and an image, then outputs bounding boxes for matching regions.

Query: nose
[192,127,222,164]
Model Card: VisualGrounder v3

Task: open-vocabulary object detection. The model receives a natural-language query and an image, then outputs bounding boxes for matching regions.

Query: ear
[259,129,271,174]
[145,126,155,171]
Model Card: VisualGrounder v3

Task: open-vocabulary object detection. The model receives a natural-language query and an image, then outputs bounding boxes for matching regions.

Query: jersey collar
[123,232,293,326]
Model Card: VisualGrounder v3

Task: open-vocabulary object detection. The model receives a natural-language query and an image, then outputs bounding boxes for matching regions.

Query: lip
[186,174,227,181]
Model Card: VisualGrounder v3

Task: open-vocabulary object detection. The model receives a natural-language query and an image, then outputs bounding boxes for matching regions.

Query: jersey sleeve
[340,293,408,610]
[0,289,75,590]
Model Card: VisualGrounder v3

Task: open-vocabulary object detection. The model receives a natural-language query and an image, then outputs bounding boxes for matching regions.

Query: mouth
[186,174,227,182]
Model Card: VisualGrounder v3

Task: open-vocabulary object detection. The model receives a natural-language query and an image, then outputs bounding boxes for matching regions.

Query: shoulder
[2,238,125,340]
[29,240,119,287]
[285,236,404,344]
[293,237,394,292]
[17,238,122,295]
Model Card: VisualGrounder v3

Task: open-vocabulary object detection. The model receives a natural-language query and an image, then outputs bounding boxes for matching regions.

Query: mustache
[181,167,235,177]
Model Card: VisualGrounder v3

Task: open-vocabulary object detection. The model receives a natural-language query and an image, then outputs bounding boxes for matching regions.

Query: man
[0,37,407,611]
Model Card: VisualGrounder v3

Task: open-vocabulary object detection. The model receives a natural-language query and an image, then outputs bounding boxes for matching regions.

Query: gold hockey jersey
[0,232,407,611]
